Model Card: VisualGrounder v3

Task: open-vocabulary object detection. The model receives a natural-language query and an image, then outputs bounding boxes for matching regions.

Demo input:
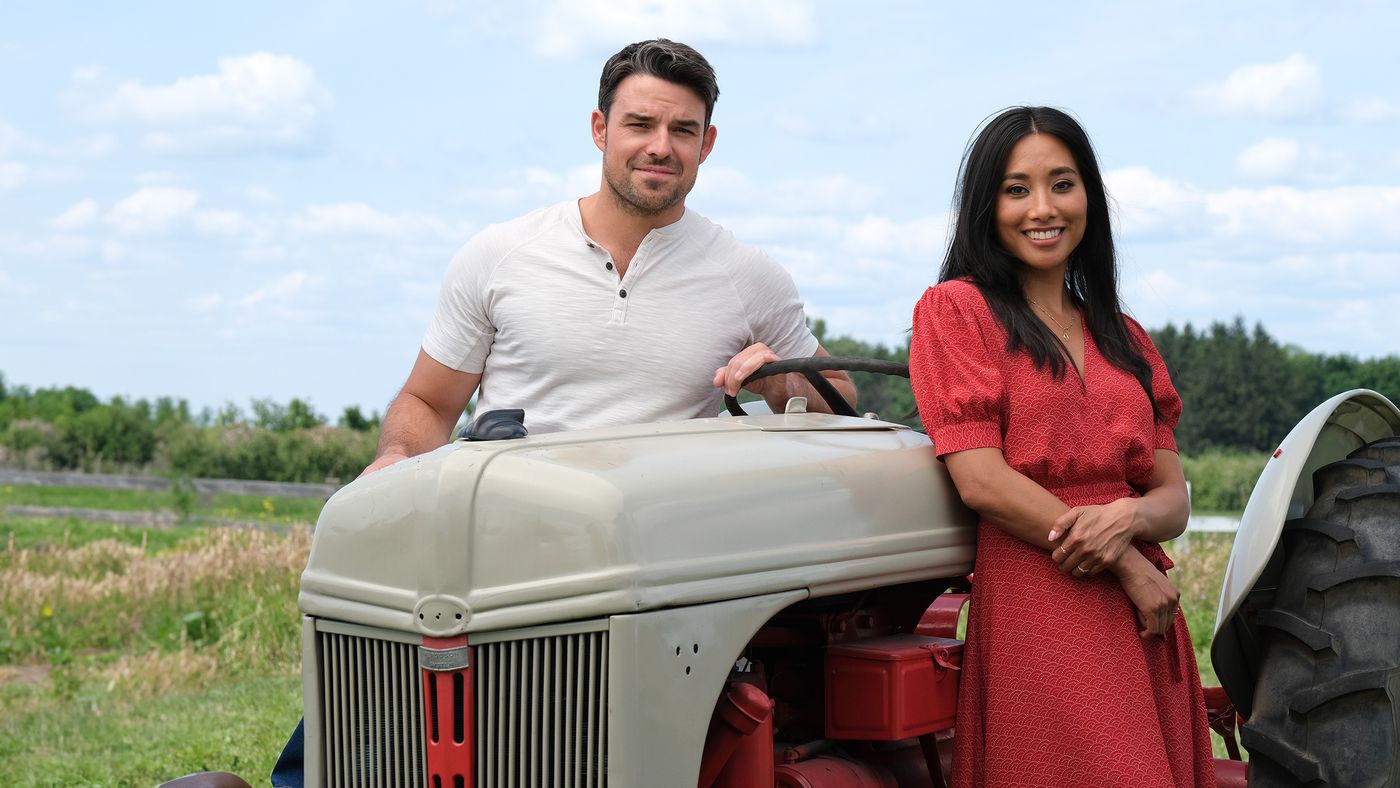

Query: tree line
[1154,318,1400,455]
[0,317,1395,484]
[816,317,1399,457]
[0,381,381,483]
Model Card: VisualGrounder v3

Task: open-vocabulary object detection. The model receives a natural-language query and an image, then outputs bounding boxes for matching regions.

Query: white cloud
[525,164,602,198]
[714,215,842,244]
[771,110,892,142]
[842,214,949,259]
[1236,137,1301,178]
[1104,167,1202,237]
[692,167,882,214]
[1106,166,1400,247]
[291,202,465,241]
[241,245,286,262]
[245,186,279,204]
[774,175,882,213]
[103,186,201,234]
[461,163,601,209]
[193,209,251,236]
[1342,97,1400,123]
[1193,53,1322,120]
[0,161,25,191]
[86,53,333,154]
[79,134,116,158]
[137,170,180,185]
[190,293,223,312]
[238,271,314,307]
[0,121,26,156]
[535,0,817,56]
[51,198,100,230]
[0,119,112,162]
[769,247,856,290]
[1205,185,1400,243]
[101,241,129,261]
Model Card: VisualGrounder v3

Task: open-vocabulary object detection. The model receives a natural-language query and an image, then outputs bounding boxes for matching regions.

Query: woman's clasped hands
[1047,497,1180,638]
[1047,497,1141,577]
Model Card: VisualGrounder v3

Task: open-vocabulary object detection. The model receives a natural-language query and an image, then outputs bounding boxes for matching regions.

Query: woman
[909,107,1214,787]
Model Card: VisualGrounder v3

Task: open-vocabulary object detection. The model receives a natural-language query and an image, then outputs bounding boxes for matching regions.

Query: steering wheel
[723,355,910,418]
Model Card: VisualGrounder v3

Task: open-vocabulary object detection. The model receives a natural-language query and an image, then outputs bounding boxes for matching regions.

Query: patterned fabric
[910,280,1214,788]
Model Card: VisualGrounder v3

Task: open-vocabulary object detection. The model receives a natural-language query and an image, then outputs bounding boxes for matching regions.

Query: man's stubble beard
[603,157,690,217]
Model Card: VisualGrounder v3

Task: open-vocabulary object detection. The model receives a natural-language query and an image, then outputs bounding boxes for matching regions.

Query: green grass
[0,483,326,524]
[0,485,312,783]
[0,673,301,787]
[1166,531,1247,762]
[0,485,1248,778]
[1,515,208,553]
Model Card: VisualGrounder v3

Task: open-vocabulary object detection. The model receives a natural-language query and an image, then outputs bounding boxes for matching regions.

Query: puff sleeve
[1124,316,1183,452]
[909,282,1007,457]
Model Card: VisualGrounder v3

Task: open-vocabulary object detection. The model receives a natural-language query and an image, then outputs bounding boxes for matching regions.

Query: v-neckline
[1066,312,1088,385]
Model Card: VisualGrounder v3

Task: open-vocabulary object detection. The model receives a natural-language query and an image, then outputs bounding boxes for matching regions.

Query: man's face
[592,74,717,217]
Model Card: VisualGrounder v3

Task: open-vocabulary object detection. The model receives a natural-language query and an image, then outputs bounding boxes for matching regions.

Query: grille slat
[476,630,609,788]
[318,631,426,787]
[318,626,606,787]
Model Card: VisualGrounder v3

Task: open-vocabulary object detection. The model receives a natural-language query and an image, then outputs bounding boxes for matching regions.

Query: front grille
[317,623,608,788]
[476,631,609,787]
[319,629,426,787]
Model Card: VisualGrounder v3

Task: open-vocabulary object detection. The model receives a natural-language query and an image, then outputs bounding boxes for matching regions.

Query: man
[362,37,852,476]
[269,39,852,787]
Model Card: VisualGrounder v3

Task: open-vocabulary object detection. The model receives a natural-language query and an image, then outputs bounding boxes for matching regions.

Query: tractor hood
[299,413,976,637]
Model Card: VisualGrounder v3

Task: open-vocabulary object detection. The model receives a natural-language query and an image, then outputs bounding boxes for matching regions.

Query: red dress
[909,280,1214,788]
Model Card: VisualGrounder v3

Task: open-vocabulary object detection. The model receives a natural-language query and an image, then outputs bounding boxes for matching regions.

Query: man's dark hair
[598,39,720,127]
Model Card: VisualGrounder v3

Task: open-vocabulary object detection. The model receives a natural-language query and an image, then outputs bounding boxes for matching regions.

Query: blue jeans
[269,718,304,788]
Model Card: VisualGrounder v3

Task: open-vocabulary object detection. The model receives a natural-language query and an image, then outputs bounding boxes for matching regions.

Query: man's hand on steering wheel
[716,351,898,418]
[713,343,782,398]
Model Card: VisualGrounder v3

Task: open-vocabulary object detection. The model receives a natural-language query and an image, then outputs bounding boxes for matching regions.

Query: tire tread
[1245,436,1400,787]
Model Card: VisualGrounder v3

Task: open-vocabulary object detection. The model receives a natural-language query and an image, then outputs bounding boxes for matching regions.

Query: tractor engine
[697,585,968,788]
[296,411,976,787]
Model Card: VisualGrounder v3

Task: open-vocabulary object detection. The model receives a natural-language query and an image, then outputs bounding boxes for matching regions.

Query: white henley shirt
[422,200,819,435]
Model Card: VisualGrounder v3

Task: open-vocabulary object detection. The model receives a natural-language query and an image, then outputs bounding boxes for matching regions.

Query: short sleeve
[735,251,819,359]
[909,282,1006,457]
[1125,317,1182,452]
[421,229,505,373]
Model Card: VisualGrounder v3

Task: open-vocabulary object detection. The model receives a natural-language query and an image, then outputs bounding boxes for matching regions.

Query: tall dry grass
[1165,531,1237,655]
[0,525,310,703]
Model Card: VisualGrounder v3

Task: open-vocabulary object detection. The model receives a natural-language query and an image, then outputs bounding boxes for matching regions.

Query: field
[0,485,311,787]
[0,484,1244,785]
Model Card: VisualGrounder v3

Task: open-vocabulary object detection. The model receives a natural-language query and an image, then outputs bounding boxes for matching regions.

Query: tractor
[165,359,1400,787]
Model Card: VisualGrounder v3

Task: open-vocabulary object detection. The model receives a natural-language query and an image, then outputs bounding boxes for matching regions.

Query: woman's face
[995,133,1087,274]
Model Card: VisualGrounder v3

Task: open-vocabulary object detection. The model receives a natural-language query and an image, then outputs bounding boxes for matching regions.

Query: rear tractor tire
[1243,437,1400,787]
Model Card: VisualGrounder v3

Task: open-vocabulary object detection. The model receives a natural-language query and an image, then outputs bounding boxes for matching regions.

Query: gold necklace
[1029,298,1074,341]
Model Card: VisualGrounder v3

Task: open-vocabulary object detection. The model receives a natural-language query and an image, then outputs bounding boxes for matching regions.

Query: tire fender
[1211,389,1400,714]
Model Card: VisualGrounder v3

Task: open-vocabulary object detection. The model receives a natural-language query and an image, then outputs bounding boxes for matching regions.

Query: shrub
[1181,450,1269,513]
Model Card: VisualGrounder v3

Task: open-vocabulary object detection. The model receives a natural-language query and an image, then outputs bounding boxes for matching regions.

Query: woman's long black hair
[940,106,1157,412]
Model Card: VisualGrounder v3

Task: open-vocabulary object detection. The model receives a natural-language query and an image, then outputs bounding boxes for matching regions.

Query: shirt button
[605,261,613,270]
[587,242,596,249]
[618,289,627,298]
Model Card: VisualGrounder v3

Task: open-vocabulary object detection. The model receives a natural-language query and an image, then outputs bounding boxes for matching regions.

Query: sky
[2,1,1399,420]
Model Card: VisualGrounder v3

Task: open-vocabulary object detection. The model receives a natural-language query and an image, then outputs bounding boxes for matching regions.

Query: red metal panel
[914,594,970,640]
[825,634,963,741]
[422,635,473,788]
[774,756,898,787]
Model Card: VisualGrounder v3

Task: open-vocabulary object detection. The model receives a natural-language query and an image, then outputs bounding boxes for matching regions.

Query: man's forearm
[374,391,460,461]
[760,371,857,414]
